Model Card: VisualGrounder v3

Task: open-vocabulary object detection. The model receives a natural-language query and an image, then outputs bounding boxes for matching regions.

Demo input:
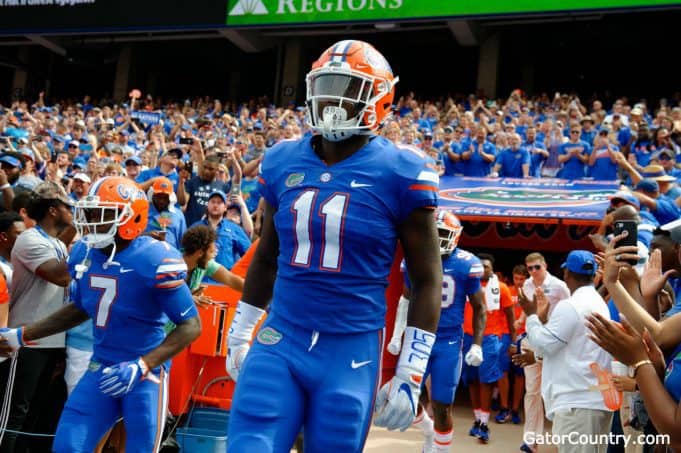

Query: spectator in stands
[523,126,548,178]
[491,133,530,178]
[521,250,613,453]
[178,154,231,226]
[651,149,681,180]
[633,179,681,225]
[68,173,91,203]
[124,155,143,181]
[462,126,496,177]
[580,116,597,146]
[191,190,250,271]
[144,177,186,250]
[588,129,622,181]
[136,148,181,192]
[558,124,591,179]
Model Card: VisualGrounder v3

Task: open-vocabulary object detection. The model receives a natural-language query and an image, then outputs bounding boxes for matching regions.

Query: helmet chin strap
[321,106,350,142]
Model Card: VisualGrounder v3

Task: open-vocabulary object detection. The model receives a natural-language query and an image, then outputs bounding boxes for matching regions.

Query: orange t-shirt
[464,279,513,336]
[0,274,9,306]
[501,286,526,336]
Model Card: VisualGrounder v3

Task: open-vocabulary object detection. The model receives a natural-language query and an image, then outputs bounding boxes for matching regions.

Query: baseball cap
[69,140,80,148]
[652,149,676,161]
[72,158,87,169]
[17,137,29,145]
[561,250,596,276]
[209,190,227,203]
[152,177,174,195]
[661,218,681,243]
[19,148,34,162]
[0,154,23,169]
[444,126,454,133]
[124,155,142,166]
[609,191,640,210]
[631,107,643,116]
[72,173,91,184]
[635,179,660,193]
[423,131,433,138]
[33,180,73,206]
[164,148,183,159]
[580,116,594,124]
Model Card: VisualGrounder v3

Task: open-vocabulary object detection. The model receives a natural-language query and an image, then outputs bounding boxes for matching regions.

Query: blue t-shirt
[523,141,547,178]
[191,218,250,270]
[495,148,530,177]
[146,203,187,251]
[136,167,180,192]
[69,236,196,366]
[589,146,620,181]
[463,141,496,177]
[558,141,591,179]
[403,249,483,338]
[648,196,681,225]
[664,342,681,402]
[259,135,439,333]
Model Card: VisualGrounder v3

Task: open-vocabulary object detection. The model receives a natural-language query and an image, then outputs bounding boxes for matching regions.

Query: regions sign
[438,176,620,225]
[226,0,681,26]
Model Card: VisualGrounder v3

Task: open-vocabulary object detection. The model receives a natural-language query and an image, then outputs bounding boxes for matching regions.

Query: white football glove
[387,296,410,356]
[374,326,435,431]
[0,327,27,353]
[226,301,265,382]
[465,343,484,366]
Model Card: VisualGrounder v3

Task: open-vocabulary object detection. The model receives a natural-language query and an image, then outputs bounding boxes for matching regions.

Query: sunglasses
[527,264,542,271]
[570,130,580,134]
[68,144,78,148]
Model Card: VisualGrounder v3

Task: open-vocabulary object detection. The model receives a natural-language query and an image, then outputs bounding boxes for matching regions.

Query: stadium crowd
[1,81,681,453]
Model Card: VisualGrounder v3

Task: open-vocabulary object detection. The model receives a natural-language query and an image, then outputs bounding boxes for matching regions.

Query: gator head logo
[285,173,305,187]
[256,327,283,345]
[440,186,612,208]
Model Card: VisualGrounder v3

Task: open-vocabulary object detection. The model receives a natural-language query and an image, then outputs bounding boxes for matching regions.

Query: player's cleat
[520,442,536,453]
[477,423,489,443]
[511,410,522,425]
[468,420,481,438]
[495,409,511,424]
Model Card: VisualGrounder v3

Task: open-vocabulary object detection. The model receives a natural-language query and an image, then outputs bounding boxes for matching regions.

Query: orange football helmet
[306,40,399,142]
[435,209,463,256]
[74,176,149,248]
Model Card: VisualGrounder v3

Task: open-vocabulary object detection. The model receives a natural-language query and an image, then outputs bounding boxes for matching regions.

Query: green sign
[226,0,680,26]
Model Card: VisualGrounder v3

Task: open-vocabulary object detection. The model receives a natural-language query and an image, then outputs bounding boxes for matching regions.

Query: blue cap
[635,179,660,193]
[209,190,227,203]
[561,250,596,276]
[125,155,142,166]
[72,158,87,169]
[0,155,23,169]
[609,191,640,210]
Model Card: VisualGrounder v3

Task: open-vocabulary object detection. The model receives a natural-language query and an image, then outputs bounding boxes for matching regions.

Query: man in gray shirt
[0,181,74,453]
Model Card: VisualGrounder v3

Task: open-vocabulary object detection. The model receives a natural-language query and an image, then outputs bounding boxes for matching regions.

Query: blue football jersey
[258,135,439,333]
[69,236,197,365]
[403,249,483,338]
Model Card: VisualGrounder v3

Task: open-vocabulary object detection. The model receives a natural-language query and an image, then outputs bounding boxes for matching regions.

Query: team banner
[131,111,161,125]
[226,0,680,26]
[438,176,620,225]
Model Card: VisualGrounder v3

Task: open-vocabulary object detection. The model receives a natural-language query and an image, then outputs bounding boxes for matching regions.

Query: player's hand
[0,327,26,356]
[226,342,250,382]
[99,358,155,397]
[373,368,422,431]
[465,343,484,366]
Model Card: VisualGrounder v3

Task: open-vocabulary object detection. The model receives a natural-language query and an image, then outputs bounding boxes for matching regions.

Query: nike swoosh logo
[181,307,193,316]
[351,360,372,369]
[120,268,134,273]
[350,180,372,188]
[448,340,457,345]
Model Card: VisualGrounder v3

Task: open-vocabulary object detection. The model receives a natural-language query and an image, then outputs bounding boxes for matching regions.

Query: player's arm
[226,199,278,381]
[2,304,90,352]
[398,207,441,333]
[468,289,486,346]
[142,316,201,370]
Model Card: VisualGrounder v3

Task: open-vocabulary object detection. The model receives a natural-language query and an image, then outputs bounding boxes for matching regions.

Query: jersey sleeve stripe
[162,258,184,263]
[417,170,440,184]
[408,184,438,192]
[258,176,266,185]
[154,279,185,289]
[156,264,188,273]
[156,272,181,280]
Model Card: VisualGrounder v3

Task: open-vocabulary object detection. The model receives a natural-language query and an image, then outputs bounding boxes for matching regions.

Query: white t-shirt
[523,273,570,319]
[9,228,68,348]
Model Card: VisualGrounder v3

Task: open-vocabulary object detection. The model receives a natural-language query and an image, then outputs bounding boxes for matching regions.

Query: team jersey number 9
[442,275,455,308]
[291,189,349,271]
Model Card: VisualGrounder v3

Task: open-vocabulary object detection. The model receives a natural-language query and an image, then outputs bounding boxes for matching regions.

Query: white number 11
[291,190,349,271]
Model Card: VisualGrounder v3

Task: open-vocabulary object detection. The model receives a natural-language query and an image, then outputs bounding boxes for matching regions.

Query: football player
[398,209,486,452]
[0,176,201,452]
[225,40,442,452]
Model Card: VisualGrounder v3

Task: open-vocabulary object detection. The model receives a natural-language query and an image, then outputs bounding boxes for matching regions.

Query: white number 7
[91,276,118,327]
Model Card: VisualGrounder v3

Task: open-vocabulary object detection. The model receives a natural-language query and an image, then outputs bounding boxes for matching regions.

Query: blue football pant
[423,333,463,404]
[228,315,383,453]
[52,365,167,453]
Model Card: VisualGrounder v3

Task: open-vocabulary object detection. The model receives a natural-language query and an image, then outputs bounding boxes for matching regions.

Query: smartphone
[230,184,241,197]
[613,220,638,265]
[178,137,194,145]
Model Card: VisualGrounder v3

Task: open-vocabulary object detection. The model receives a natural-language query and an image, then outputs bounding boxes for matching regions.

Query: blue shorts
[228,314,383,453]
[498,334,512,373]
[423,332,463,405]
[462,334,503,385]
[52,363,167,453]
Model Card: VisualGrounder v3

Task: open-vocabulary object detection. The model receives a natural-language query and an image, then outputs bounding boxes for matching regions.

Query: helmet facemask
[74,196,133,250]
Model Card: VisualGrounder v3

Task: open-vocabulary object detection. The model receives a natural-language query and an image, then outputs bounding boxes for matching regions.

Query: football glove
[99,358,155,398]
[374,326,435,431]
[226,301,266,382]
[0,327,27,353]
[387,296,410,356]
[465,343,484,366]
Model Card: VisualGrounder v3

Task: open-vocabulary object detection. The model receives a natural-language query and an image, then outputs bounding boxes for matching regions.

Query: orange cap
[152,177,174,195]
